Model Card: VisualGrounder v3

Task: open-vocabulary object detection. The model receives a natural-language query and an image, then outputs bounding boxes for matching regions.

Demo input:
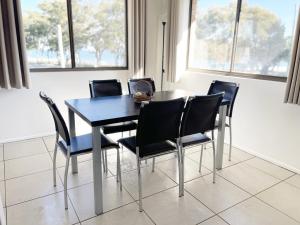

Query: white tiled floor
[1,136,299,225]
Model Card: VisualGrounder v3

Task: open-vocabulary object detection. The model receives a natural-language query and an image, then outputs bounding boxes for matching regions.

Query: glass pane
[234,0,300,77]
[188,0,237,71]
[72,0,127,67]
[21,0,71,69]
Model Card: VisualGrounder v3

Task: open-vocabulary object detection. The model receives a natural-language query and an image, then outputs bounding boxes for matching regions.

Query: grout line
[2,144,7,225]
[3,151,50,163]
[243,158,296,181]
[4,136,300,225]
[214,174,300,224]
[253,196,300,224]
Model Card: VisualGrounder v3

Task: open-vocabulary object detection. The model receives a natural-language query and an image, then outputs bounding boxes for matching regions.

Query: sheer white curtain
[0,0,30,89]
[285,8,300,104]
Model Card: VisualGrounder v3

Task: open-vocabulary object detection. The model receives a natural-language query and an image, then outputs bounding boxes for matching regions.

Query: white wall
[145,0,170,89]
[0,70,130,143]
[166,72,300,173]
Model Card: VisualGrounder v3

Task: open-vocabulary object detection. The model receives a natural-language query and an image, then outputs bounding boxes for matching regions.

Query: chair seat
[58,133,119,156]
[102,121,137,134]
[214,120,230,128]
[171,133,211,148]
[118,136,176,158]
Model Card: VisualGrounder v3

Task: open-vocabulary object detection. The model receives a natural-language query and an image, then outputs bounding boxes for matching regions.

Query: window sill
[186,68,287,83]
[30,66,129,73]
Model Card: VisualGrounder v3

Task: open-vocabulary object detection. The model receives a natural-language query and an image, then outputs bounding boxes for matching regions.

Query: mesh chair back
[207,80,239,117]
[136,98,185,148]
[128,78,156,96]
[180,93,223,137]
[89,79,122,98]
[39,92,70,145]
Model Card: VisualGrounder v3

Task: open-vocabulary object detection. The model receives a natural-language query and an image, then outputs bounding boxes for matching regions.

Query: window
[21,0,128,70]
[188,0,300,80]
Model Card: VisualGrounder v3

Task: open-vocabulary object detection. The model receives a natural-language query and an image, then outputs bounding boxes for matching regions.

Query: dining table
[65,89,230,215]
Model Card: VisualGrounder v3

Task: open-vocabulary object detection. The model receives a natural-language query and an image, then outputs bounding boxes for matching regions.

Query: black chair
[89,79,137,172]
[118,98,186,211]
[127,78,156,96]
[175,93,223,196]
[208,80,239,161]
[39,92,122,209]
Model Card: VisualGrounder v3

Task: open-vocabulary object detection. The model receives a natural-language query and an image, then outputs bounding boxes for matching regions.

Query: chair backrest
[128,78,156,96]
[39,92,70,145]
[136,98,186,149]
[207,80,239,117]
[180,93,223,137]
[89,79,122,98]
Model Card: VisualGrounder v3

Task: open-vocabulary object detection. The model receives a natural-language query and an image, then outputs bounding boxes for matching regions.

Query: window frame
[27,0,129,73]
[187,0,289,82]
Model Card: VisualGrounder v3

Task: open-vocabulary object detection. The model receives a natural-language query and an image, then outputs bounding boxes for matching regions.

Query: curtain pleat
[132,0,146,78]
[167,0,179,83]
[285,7,300,104]
[0,0,30,89]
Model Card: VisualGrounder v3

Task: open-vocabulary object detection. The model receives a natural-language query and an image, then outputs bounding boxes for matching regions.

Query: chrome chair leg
[53,133,59,187]
[211,131,216,184]
[64,154,70,209]
[228,118,232,161]
[116,148,122,191]
[177,140,184,197]
[152,158,155,172]
[136,148,143,212]
[105,149,108,173]
[102,150,106,173]
[121,132,124,152]
[199,145,204,173]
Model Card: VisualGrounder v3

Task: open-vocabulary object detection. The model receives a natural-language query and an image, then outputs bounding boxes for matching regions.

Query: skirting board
[233,143,300,175]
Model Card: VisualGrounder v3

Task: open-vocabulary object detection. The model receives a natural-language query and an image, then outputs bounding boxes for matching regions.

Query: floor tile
[122,167,177,200]
[4,138,48,160]
[154,153,177,163]
[81,203,154,225]
[107,150,139,175]
[257,182,300,222]
[0,144,3,161]
[187,148,239,171]
[157,157,211,183]
[50,150,92,168]
[220,197,299,225]
[0,181,5,207]
[185,174,250,213]
[0,162,4,181]
[285,174,300,189]
[245,158,294,180]
[218,162,280,194]
[6,170,63,206]
[5,153,52,179]
[223,144,255,162]
[143,187,213,225]
[199,216,228,225]
[7,192,79,225]
[57,160,113,189]
[107,150,148,175]
[68,177,134,221]
[43,135,56,152]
